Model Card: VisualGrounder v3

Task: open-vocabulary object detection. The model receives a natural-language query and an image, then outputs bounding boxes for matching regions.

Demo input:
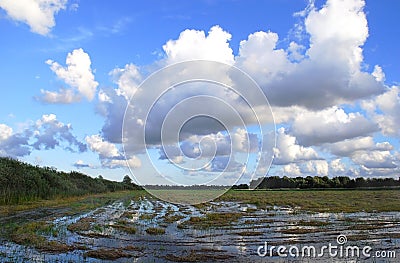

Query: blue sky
[0,0,399,185]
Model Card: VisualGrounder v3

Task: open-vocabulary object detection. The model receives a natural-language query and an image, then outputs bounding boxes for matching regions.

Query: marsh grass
[9,221,73,252]
[150,189,227,204]
[279,227,325,234]
[111,224,137,234]
[218,189,400,212]
[163,249,233,262]
[139,213,154,220]
[182,212,243,229]
[163,213,185,223]
[297,220,330,227]
[145,227,166,235]
[236,231,264,236]
[84,248,130,260]
[0,190,148,217]
[67,217,95,232]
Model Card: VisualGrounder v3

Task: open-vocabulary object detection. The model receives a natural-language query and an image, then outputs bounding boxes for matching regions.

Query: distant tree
[232,184,249,190]
[0,157,134,205]
[123,175,132,185]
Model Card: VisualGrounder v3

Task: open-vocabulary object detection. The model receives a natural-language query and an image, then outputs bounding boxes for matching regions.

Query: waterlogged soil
[1,198,399,262]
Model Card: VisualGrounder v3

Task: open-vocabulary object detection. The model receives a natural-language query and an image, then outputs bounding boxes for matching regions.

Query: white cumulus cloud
[163,25,234,65]
[40,48,98,103]
[273,128,320,165]
[0,0,67,35]
[85,134,120,158]
[0,124,13,141]
[292,107,378,146]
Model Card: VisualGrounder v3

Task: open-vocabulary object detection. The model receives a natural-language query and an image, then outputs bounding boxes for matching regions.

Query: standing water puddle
[1,198,399,262]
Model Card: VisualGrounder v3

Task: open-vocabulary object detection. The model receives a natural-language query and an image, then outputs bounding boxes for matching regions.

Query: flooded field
[1,196,399,262]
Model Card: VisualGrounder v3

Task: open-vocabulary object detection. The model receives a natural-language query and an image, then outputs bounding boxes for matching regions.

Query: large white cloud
[282,163,302,177]
[0,114,86,158]
[273,127,320,165]
[305,0,368,70]
[89,0,396,179]
[159,129,259,159]
[0,0,67,35]
[163,25,234,65]
[33,113,87,152]
[324,136,393,156]
[0,124,13,141]
[0,124,30,157]
[236,31,292,85]
[109,63,142,100]
[85,134,120,159]
[362,86,400,137]
[352,150,397,169]
[304,160,329,177]
[330,158,346,174]
[277,160,329,177]
[40,48,98,103]
[106,156,141,169]
[85,134,141,169]
[39,88,81,104]
[291,107,378,146]
[235,0,384,109]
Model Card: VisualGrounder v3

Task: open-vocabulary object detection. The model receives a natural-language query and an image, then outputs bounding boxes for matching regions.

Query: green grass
[111,224,137,234]
[0,190,148,216]
[84,248,130,260]
[182,212,242,229]
[297,220,330,226]
[0,190,148,245]
[150,189,227,204]
[218,189,400,212]
[163,213,185,223]
[139,213,154,220]
[8,221,73,252]
[145,227,166,235]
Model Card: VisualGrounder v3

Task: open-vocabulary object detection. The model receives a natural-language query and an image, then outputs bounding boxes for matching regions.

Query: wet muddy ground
[1,198,399,262]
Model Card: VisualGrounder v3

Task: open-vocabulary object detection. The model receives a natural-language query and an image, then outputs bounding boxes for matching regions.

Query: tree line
[0,157,141,205]
[239,175,400,190]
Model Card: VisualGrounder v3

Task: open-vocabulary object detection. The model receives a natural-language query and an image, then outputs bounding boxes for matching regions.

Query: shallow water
[1,198,399,262]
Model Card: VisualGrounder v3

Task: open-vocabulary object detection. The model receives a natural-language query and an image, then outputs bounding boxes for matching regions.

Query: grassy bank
[0,190,148,217]
[219,189,400,212]
[0,190,149,248]
[2,188,399,215]
[0,157,140,205]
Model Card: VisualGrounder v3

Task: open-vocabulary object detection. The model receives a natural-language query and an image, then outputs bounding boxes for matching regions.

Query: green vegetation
[237,231,263,236]
[145,227,166,235]
[182,212,242,229]
[297,220,330,227]
[0,189,148,218]
[250,175,400,189]
[7,221,74,252]
[219,189,400,212]
[67,217,95,232]
[0,157,141,205]
[150,189,227,204]
[163,250,233,262]
[279,227,324,234]
[139,213,154,220]
[0,190,147,245]
[111,223,137,234]
[84,248,130,260]
[163,213,185,223]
